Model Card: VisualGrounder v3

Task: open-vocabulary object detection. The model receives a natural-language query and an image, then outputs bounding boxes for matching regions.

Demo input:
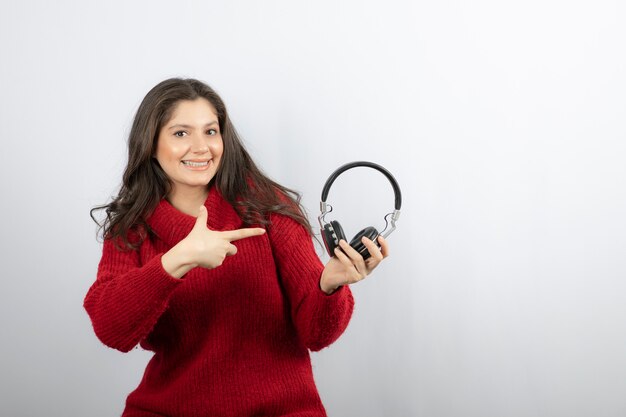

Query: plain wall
[1,0,625,416]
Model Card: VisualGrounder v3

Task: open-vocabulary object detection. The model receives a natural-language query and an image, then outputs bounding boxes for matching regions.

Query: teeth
[182,161,209,167]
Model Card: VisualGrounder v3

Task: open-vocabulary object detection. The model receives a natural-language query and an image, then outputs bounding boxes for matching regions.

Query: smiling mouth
[182,160,210,167]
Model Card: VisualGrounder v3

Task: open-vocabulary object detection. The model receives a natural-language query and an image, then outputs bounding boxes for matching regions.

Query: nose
[190,133,209,154]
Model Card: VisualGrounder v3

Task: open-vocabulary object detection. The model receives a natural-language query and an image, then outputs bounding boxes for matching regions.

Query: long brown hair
[91,78,312,250]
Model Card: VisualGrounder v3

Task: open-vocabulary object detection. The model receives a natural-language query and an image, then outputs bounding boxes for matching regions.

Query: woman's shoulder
[103,225,151,253]
[267,211,315,243]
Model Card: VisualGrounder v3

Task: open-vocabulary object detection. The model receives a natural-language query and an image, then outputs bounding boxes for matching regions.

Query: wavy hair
[91,78,312,250]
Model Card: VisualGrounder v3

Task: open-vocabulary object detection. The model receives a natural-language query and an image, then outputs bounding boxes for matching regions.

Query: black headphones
[319,161,402,259]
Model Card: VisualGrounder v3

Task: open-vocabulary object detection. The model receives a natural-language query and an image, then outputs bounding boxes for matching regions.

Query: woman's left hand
[319,236,389,294]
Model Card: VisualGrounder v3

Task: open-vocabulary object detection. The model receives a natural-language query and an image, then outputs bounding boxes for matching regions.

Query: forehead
[167,98,218,123]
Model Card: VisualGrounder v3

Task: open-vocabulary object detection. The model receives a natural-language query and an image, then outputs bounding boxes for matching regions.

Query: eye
[174,130,187,138]
[207,128,218,136]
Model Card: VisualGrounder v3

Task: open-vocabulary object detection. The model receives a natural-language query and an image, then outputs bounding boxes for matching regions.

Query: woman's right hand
[161,206,266,278]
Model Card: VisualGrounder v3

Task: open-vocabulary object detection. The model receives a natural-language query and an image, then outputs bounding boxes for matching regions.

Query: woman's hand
[161,206,265,278]
[319,236,389,294]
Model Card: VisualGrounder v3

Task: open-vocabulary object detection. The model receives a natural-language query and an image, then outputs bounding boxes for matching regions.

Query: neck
[167,185,210,217]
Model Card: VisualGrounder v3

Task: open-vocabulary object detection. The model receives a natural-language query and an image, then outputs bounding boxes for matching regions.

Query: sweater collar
[147,186,244,247]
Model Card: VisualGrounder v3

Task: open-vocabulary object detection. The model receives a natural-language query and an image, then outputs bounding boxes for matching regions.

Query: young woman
[85,78,389,417]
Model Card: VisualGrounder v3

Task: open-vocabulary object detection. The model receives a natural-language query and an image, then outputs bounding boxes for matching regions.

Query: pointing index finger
[221,227,266,242]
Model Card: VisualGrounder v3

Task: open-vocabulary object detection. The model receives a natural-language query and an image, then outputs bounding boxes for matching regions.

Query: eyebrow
[167,121,218,130]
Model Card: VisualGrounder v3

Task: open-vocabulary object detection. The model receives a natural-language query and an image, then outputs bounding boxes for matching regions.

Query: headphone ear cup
[322,220,347,256]
[349,226,380,260]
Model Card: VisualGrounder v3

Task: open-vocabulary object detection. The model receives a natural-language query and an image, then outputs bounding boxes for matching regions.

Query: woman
[85,78,389,417]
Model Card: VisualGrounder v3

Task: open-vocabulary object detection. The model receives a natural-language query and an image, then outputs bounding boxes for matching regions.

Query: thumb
[193,205,208,229]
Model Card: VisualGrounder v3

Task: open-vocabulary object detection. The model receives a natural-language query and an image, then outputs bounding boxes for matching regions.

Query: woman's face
[155,98,224,196]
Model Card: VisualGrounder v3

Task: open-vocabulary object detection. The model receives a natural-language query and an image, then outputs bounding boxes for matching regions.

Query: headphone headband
[320,161,402,210]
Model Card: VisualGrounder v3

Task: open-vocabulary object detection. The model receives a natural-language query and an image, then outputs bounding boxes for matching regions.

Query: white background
[1,1,625,416]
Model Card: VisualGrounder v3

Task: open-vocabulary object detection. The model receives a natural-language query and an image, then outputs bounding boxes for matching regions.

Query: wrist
[319,275,340,295]
[162,242,198,279]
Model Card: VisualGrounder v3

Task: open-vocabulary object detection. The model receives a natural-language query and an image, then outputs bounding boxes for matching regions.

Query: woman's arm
[267,213,355,351]
[83,239,182,352]
[84,207,266,352]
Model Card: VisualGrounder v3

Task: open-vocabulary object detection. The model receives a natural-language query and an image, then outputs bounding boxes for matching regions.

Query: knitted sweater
[84,186,354,417]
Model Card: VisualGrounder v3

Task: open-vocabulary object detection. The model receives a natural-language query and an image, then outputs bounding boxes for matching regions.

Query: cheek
[213,138,225,157]
[159,142,185,160]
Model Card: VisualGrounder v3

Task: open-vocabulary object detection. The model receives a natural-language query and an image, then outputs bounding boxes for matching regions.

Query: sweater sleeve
[267,213,354,351]
[83,238,182,352]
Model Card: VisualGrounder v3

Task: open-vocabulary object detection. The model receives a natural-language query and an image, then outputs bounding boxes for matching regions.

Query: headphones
[318,161,402,259]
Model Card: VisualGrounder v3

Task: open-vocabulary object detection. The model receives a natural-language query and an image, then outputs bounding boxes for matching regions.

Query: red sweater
[84,186,354,417]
